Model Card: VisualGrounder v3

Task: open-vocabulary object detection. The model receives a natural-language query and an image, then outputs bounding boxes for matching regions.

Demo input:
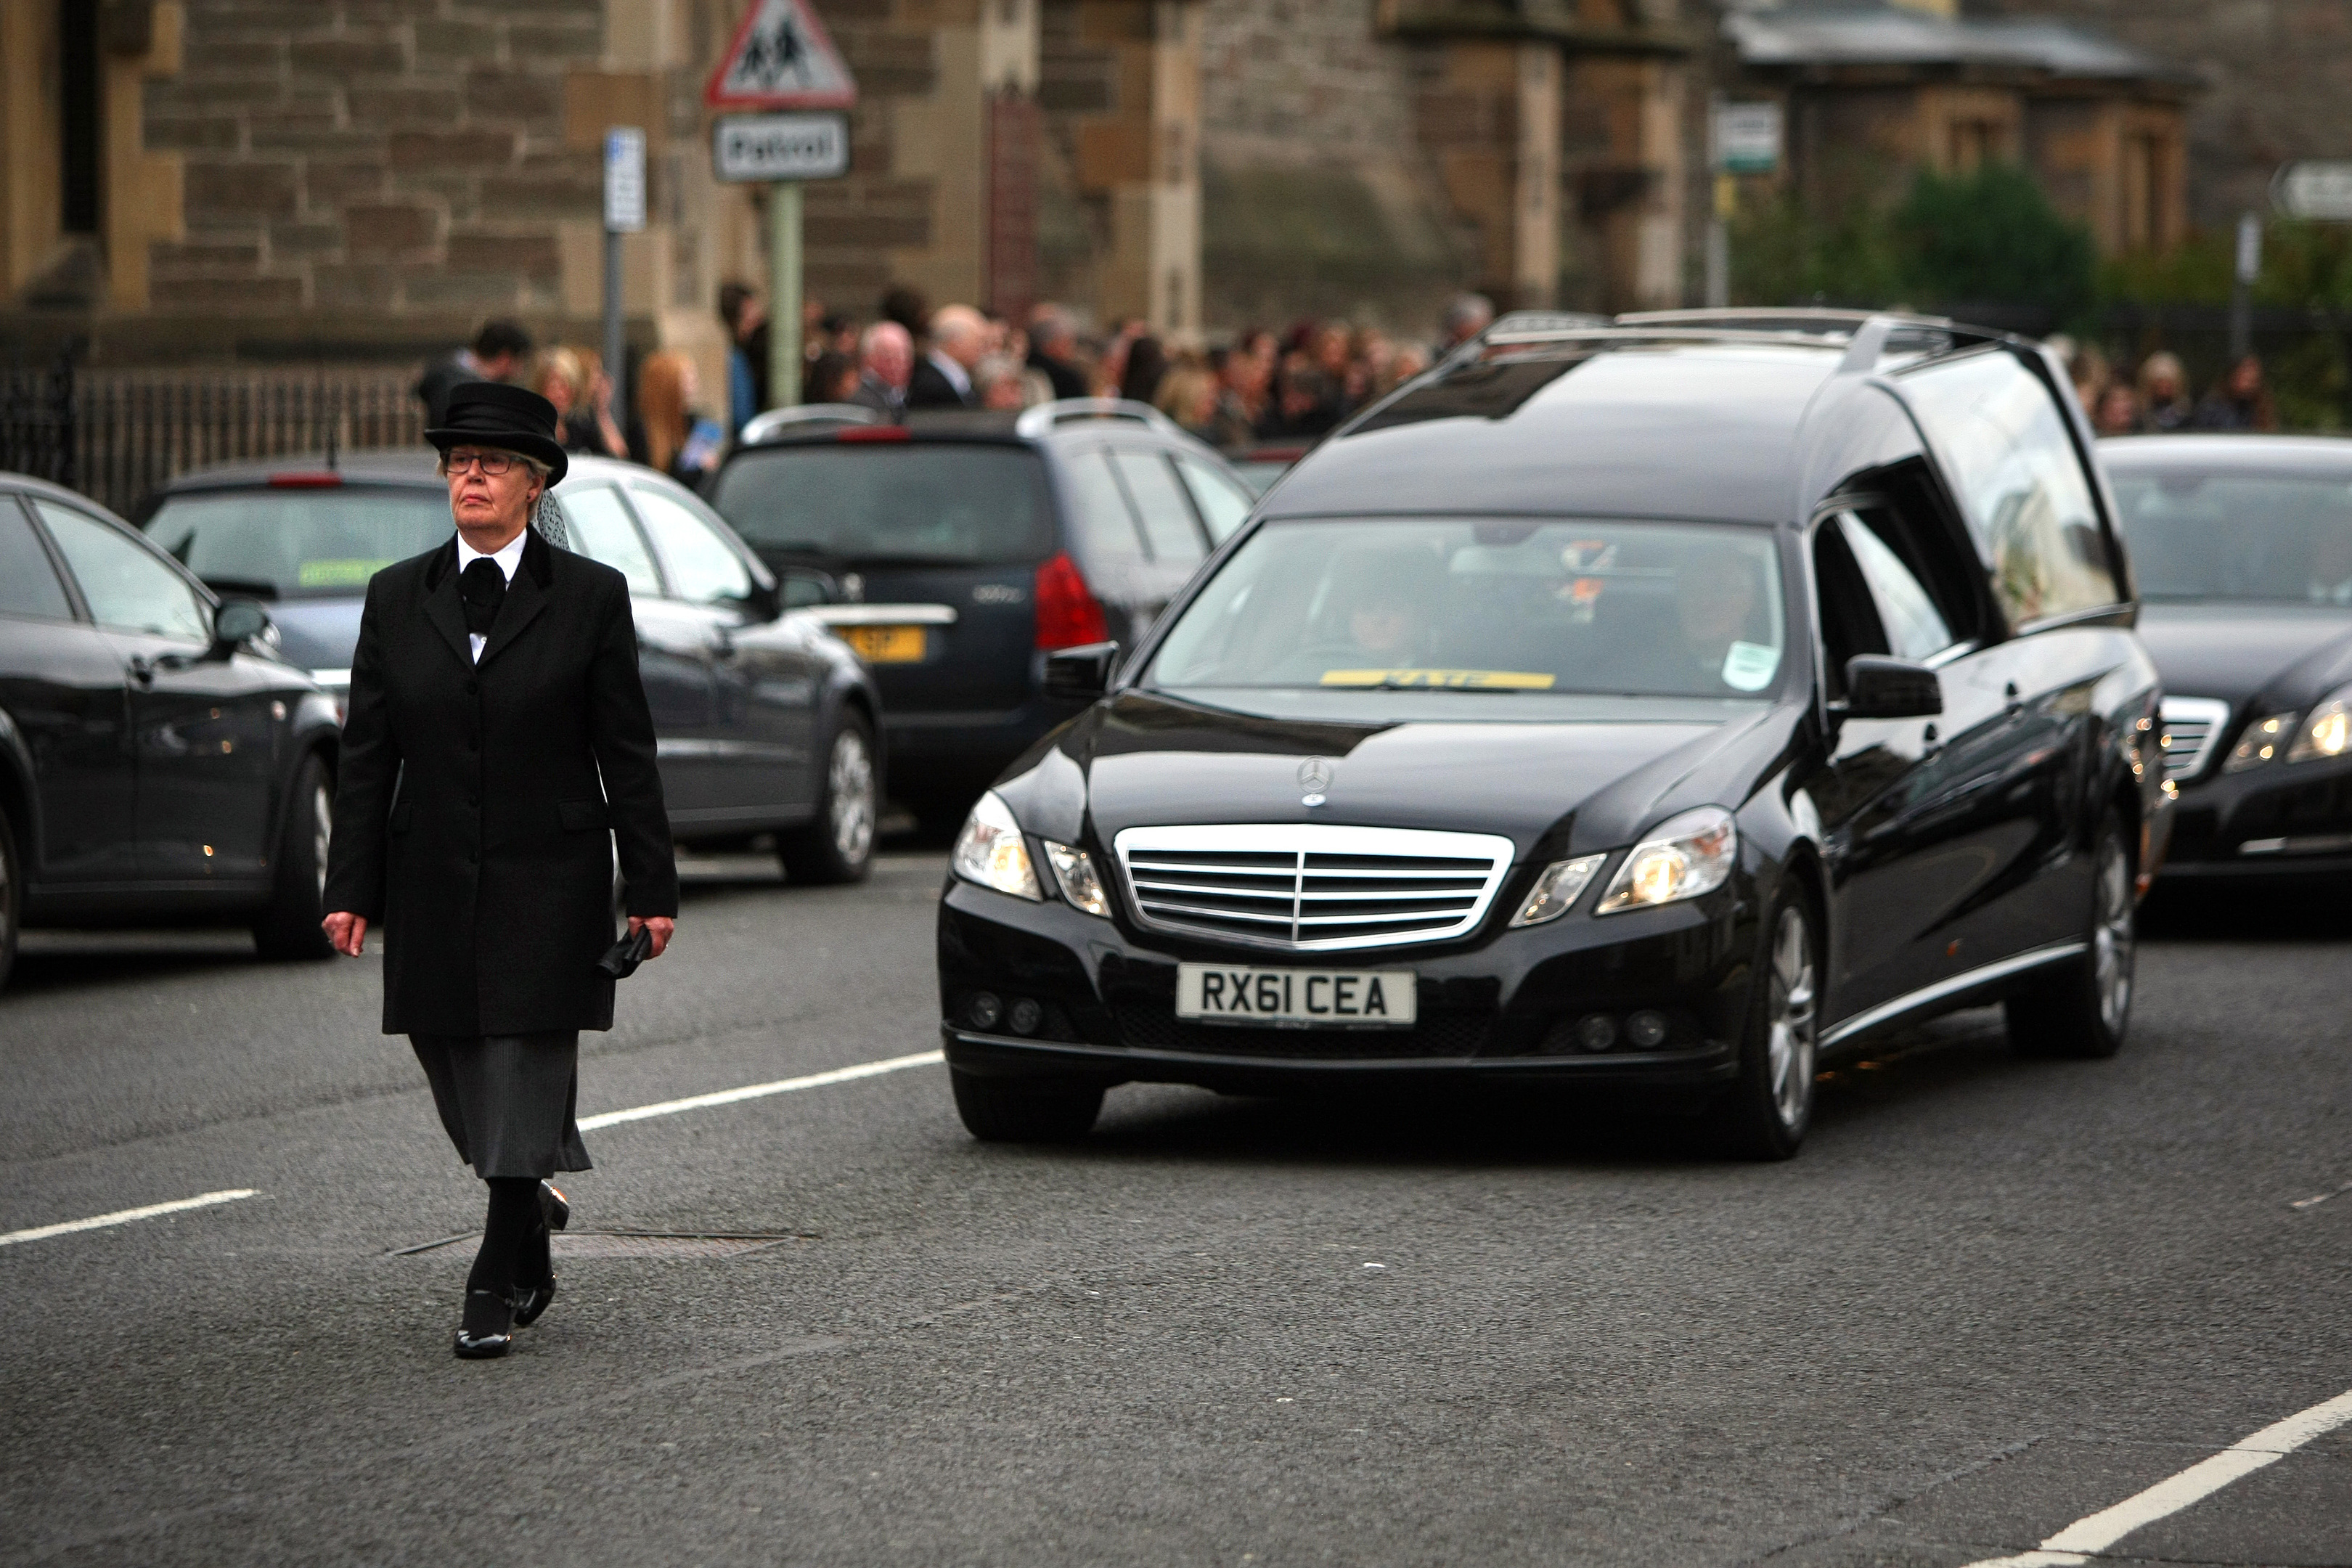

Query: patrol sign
[713,113,849,184]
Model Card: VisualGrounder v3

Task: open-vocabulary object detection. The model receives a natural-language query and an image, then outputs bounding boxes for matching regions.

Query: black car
[935,311,2172,1159]
[706,399,1259,830]
[0,473,341,991]
[138,450,884,883]
[2102,434,2352,877]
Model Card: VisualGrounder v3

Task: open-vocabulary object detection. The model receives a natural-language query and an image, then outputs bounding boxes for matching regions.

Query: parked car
[2102,433,2352,878]
[936,310,2171,1158]
[0,472,341,992]
[705,400,1259,831]
[137,449,883,883]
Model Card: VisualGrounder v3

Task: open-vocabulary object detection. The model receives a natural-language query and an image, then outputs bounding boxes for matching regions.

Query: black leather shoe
[539,1181,570,1231]
[513,1277,557,1328]
[453,1289,515,1359]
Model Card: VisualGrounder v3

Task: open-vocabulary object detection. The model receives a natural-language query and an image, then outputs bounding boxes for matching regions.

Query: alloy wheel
[1767,905,1818,1130]
[2093,835,2134,1035]
[830,729,876,865]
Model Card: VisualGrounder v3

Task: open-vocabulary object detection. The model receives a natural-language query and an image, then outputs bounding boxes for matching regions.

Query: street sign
[1713,102,1781,176]
[603,127,646,233]
[2272,161,2352,221]
[706,0,858,111]
[713,113,850,184]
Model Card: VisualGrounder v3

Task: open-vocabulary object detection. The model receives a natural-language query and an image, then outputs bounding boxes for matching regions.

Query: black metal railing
[0,359,425,516]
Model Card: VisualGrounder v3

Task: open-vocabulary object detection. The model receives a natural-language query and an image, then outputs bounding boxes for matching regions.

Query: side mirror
[209,598,271,661]
[1044,641,1120,703]
[778,569,837,610]
[1837,655,1943,720]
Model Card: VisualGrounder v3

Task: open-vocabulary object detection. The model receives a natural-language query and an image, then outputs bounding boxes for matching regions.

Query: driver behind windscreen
[1672,542,1773,693]
[1323,547,1437,665]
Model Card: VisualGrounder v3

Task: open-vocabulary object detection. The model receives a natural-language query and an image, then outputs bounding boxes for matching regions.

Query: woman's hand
[322,911,368,957]
[628,915,675,959]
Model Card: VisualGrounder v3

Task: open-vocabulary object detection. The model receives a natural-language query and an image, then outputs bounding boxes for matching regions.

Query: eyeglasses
[445,449,520,476]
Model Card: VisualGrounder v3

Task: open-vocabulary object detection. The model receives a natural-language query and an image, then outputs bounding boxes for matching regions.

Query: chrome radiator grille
[1113,825,1516,951]
[2159,696,2230,782]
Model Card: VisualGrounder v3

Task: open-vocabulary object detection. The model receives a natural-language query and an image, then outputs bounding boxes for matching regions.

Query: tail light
[1033,551,1107,650]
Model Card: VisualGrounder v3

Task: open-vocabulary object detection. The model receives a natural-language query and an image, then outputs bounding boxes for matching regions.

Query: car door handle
[129,655,156,685]
[2004,681,2022,713]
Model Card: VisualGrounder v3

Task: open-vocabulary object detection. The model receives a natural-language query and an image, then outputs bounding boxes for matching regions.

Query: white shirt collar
[926,350,972,399]
[456,528,528,584]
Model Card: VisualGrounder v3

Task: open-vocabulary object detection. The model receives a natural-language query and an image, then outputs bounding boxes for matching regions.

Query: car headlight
[2289,687,2352,763]
[950,791,1041,900]
[1594,807,1738,915]
[2225,711,2300,772]
[1042,841,1110,917]
[1508,853,1608,926]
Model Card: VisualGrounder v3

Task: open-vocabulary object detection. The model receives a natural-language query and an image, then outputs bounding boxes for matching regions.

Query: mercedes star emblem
[1297,757,1332,804]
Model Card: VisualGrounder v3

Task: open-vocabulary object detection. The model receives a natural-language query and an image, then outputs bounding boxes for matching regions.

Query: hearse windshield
[145,487,454,600]
[1147,518,1786,703]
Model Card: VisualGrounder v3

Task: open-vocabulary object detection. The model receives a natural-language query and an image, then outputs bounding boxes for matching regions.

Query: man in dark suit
[322,381,678,1360]
[906,303,987,409]
[413,319,534,428]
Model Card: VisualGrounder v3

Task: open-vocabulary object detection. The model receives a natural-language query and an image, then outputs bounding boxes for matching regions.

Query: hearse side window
[1811,520,1887,702]
[37,501,211,642]
[1834,511,1953,662]
[0,500,73,621]
[1901,350,2121,626]
[630,486,754,607]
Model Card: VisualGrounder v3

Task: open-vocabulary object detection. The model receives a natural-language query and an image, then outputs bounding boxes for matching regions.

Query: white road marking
[577,1049,944,1130]
[1961,1386,2352,1567]
[0,1188,260,1250]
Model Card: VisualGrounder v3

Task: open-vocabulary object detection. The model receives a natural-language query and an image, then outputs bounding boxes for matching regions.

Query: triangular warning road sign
[706,0,858,111]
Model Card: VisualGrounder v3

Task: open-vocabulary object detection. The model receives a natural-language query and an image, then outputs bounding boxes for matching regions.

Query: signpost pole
[2231,211,2261,362]
[769,182,803,409]
[602,226,624,422]
[602,127,647,438]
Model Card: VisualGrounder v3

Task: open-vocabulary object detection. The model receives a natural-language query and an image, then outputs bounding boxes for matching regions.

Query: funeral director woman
[321,381,679,1360]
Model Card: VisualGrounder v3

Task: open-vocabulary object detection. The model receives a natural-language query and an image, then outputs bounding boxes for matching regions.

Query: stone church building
[0,0,2282,410]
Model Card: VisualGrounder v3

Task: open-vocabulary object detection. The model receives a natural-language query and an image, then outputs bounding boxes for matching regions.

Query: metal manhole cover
[391,1230,807,1259]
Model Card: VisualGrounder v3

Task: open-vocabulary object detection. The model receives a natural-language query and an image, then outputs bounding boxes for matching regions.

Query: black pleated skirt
[410,1032,593,1179]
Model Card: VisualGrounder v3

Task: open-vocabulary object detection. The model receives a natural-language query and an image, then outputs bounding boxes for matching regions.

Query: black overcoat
[323,529,679,1036]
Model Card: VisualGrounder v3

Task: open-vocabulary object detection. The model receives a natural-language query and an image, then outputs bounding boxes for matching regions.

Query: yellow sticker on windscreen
[298,558,392,589]
[1321,668,1556,690]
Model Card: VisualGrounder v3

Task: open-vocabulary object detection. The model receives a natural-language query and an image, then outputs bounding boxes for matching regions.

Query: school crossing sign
[706,0,858,111]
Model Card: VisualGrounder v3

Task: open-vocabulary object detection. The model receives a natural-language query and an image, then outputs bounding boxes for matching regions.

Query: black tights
[466,1177,550,1302]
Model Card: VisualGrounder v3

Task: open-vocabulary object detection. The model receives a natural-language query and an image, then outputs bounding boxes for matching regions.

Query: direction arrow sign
[706,0,857,111]
[2274,161,2352,221]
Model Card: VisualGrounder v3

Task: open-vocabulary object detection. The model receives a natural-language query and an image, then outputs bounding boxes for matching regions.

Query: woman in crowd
[1154,362,1222,444]
[632,351,723,488]
[2137,352,2197,433]
[2195,354,2277,431]
[2092,381,2142,437]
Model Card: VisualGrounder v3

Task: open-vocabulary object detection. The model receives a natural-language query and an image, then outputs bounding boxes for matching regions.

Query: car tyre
[950,1068,1103,1143]
[779,711,877,885]
[252,754,337,961]
[2006,817,2133,1060]
[0,802,20,995]
[1709,891,1820,1161]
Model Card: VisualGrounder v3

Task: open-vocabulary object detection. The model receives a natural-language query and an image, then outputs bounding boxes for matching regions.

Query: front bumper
[936,873,1755,1094]
[2160,751,2352,878]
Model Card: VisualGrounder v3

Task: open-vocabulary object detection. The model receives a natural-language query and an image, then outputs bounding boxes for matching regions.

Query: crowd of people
[418,299,2282,500]
[2054,338,2279,437]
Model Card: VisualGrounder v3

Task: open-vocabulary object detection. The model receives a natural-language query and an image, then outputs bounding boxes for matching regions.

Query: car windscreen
[144,486,452,600]
[709,444,1054,565]
[1146,518,1787,701]
[2109,469,2352,603]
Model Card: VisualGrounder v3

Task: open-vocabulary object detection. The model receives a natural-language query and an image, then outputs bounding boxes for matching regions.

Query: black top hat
[425,380,568,486]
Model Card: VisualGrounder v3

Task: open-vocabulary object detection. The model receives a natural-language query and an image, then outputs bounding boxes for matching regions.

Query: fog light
[1576,1013,1617,1053]
[968,992,1003,1030]
[1625,1010,1670,1049]
[1008,997,1043,1036]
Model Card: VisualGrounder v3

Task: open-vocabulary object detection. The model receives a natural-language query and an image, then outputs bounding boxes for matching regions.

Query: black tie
[459,558,506,640]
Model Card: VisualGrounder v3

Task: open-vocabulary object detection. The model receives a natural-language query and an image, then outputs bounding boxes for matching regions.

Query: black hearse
[937,311,2172,1159]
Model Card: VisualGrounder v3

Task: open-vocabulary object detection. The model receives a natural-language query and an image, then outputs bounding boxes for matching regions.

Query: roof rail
[739,402,882,446]
[1014,397,1180,440]
[1467,306,2012,364]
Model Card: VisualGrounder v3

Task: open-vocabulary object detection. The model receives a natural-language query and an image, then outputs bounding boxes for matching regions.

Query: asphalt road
[1,852,2346,1567]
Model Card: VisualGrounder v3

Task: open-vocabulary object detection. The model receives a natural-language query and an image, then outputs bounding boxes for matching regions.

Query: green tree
[1892,163,2095,325]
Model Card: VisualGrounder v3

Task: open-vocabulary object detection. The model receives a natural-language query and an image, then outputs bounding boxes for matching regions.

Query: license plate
[840,624,926,663]
[1175,963,1417,1026]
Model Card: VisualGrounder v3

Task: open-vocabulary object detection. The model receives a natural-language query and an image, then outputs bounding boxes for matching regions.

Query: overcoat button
[465,679,480,695]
